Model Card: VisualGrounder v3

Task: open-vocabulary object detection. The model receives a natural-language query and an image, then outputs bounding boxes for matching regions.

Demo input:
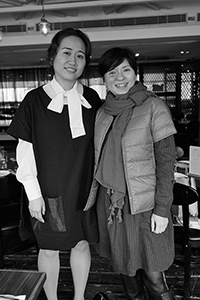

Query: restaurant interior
[0,0,200,299]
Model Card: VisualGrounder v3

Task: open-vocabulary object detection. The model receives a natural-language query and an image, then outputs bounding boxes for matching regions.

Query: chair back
[172,182,200,298]
[173,182,199,243]
[0,174,37,268]
[173,182,199,206]
[0,173,22,205]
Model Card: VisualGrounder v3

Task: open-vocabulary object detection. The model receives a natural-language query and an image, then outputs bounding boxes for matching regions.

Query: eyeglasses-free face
[53,35,86,90]
[104,59,137,95]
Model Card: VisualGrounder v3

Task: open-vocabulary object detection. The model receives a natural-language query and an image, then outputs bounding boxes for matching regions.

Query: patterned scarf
[95,81,155,224]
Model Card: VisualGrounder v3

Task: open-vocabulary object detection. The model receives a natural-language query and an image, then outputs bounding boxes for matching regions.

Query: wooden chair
[0,173,37,268]
[173,182,200,299]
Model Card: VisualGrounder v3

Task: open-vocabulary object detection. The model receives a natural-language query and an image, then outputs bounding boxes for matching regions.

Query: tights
[142,271,168,295]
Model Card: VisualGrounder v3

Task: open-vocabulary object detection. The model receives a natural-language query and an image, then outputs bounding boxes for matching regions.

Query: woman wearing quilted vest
[92,47,177,300]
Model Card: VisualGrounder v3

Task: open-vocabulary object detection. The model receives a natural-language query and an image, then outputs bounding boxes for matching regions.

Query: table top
[0,269,46,300]
[0,132,15,141]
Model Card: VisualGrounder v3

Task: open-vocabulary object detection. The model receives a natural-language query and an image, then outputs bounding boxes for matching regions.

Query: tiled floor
[3,245,200,300]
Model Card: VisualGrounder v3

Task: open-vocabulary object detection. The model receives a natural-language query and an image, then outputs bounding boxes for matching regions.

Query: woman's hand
[151,213,169,234]
[29,197,46,223]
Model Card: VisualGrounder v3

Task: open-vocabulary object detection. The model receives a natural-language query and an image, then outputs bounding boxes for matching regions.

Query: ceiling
[0,0,200,68]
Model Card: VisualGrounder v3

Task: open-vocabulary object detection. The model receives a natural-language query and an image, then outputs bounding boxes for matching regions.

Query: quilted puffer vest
[84,96,176,214]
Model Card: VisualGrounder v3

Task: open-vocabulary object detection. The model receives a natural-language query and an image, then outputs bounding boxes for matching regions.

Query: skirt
[96,185,175,276]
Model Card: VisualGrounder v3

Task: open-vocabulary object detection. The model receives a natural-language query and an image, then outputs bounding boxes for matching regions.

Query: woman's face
[53,35,86,89]
[104,59,137,95]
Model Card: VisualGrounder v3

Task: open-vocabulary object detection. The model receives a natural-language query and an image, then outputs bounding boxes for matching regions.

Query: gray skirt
[96,185,175,276]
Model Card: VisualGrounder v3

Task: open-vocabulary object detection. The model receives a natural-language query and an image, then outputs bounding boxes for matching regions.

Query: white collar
[43,78,91,139]
[44,77,83,98]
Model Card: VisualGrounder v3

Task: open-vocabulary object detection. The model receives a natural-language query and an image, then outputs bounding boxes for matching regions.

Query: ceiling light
[39,0,50,36]
[39,17,51,35]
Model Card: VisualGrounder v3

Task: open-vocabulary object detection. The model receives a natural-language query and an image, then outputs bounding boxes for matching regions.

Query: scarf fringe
[107,205,123,225]
[107,188,123,225]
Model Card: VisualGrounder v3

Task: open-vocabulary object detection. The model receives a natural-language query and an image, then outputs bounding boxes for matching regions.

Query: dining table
[0,269,46,300]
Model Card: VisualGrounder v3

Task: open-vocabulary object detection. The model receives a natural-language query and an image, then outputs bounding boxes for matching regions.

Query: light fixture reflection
[39,0,50,35]
[0,29,3,41]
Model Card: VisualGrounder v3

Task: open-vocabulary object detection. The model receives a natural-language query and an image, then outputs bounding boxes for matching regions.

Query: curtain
[0,66,105,109]
[0,68,53,106]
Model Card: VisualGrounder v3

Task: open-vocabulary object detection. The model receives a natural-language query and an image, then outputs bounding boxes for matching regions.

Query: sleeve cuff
[153,204,170,218]
[22,178,42,201]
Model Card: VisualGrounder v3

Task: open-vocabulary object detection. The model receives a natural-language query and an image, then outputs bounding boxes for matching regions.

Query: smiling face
[53,35,86,90]
[104,59,137,95]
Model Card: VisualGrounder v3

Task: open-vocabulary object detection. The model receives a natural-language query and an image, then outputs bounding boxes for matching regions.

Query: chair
[172,182,200,299]
[0,173,37,268]
[0,172,22,205]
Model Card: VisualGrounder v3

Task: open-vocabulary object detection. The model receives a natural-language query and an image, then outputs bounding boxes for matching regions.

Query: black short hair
[98,47,137,77]
[48,28,91,68]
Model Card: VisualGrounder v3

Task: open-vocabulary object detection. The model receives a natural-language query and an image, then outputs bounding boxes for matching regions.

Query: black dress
[7,85,102,250]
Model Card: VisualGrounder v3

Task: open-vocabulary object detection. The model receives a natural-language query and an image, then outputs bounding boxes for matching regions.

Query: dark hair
[48,28,91,68]
[98,47,137,77]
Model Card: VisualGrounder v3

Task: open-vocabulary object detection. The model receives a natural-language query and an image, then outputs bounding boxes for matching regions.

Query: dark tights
[142,270,168,295]
[121,270,175,300]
